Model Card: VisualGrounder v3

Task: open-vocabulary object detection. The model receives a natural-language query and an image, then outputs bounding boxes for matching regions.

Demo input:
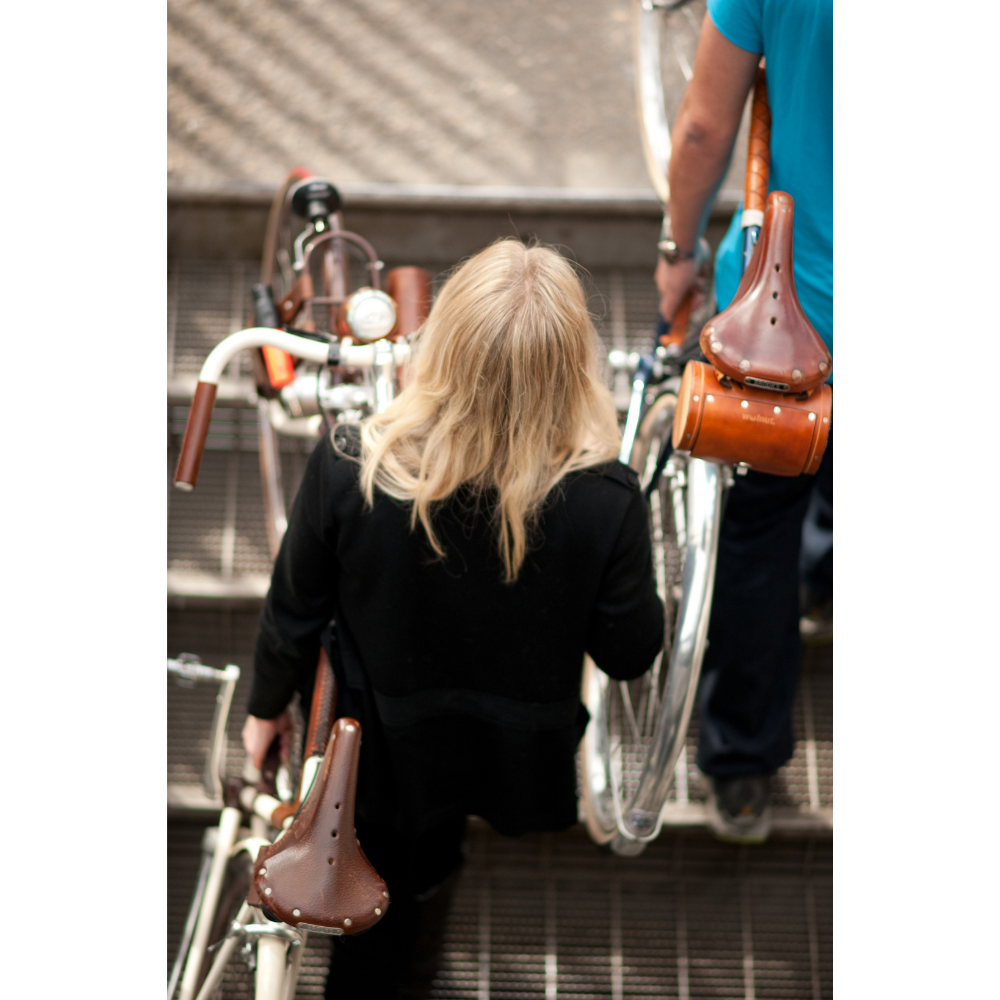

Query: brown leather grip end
[385,267,433,339]
[304,649,338,760]
[744,66,771,215]
[174,381,217,490]
[660,290,694,348]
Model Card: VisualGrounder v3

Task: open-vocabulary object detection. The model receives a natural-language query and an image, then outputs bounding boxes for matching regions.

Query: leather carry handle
[173,381,217,491]
[744,65,771,218]
[304,648,338,760]
[384,267,433,340]
[659,289,694,348]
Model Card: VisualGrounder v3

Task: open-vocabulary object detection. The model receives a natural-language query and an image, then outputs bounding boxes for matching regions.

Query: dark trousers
[324,816,467,1000]
[697,436,833,777]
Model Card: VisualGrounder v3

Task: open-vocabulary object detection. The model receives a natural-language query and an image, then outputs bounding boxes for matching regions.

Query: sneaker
[704,773,773,844]
[800,595,833,646]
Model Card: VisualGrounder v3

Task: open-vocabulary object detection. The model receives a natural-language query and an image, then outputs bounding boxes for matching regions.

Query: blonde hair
[357,239,621,581]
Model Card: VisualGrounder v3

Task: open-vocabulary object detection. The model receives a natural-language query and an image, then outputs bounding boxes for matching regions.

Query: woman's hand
[242,710,294,769]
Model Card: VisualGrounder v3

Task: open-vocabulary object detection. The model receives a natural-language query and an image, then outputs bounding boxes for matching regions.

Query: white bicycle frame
[170,325,405,1000]
[168,653,333,1000]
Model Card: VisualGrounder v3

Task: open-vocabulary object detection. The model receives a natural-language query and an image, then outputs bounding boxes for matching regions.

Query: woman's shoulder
[331,422,363,460]
[570,459,641,494]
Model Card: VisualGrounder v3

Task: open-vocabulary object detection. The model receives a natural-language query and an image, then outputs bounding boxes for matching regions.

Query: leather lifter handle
[660,289,694,348]
[744,65,771,216]
[384,267,433,339]
[173,381,217,490]
[304,648,338,759]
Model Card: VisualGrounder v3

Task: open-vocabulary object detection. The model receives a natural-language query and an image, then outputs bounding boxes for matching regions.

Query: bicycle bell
[337,288,398,342]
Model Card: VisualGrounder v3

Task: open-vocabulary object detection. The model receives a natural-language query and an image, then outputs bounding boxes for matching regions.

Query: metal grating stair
[168,816,832,999]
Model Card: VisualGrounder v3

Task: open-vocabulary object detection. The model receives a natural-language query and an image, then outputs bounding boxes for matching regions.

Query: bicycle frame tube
[619,357,654,463]
[168,841,214,1000]
[178,806,243,1000]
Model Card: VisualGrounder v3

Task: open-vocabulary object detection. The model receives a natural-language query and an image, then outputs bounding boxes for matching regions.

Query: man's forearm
[664,15,761,253]
[666,106,735,253]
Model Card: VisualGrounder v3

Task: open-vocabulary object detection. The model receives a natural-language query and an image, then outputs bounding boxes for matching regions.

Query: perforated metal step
[168,817,832,999]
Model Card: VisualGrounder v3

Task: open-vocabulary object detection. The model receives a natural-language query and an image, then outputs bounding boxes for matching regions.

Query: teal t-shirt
[709,0,833,354]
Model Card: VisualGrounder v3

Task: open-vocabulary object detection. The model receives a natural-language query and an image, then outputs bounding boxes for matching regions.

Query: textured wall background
[167,0,744,193]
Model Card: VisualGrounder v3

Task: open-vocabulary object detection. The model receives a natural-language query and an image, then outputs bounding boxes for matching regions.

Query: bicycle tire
[579,392,724,855]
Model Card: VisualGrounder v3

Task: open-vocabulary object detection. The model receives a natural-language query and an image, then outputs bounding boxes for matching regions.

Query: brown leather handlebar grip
[173,381,217,491]
[304,648,338,759]
[744,65,771,215]
[660,289,694,348]
[384,267,432,339]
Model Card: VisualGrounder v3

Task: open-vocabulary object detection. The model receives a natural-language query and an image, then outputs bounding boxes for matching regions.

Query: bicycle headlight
[338,288,397,342]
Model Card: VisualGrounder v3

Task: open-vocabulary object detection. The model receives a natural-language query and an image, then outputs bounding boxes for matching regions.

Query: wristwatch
[657,238,696,264]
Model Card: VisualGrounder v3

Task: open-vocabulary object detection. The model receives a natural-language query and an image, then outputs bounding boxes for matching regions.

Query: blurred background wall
[168,0,745,196]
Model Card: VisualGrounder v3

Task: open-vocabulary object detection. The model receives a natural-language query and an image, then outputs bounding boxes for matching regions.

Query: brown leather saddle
[250,717,389,935]
[699,191,832,393]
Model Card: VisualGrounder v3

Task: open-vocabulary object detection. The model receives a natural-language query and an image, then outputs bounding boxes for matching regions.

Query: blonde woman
[244,240,664,999]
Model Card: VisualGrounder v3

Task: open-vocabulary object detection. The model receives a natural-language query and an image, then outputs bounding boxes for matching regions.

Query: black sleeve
[585,485,665,681]
[248,437,339,718]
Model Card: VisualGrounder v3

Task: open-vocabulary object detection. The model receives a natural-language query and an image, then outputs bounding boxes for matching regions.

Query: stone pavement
[168,0,746,194]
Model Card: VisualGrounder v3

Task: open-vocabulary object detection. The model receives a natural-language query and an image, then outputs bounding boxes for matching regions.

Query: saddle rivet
[343,918,352,927]
[375,907,382,916]
[773,406,781,415]
[739,359,751,372]
[792,369,802,382]
[808,412,816,421]
[293,909,301,917]
[259,868,267,876]
[740,400,748,409]
[692,394,699,402]
[706,394,714,403]
[383,891,389,898]
[710,340,722,353]
[823,417,828,423]
[264,887,273,896]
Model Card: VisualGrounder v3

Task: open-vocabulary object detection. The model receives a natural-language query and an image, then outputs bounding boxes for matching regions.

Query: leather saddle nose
[700,191,832,394]
[251,717,389,935]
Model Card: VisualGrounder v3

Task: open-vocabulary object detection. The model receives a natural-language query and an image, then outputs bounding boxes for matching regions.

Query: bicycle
[168,648,380,1000]
[576,2,832,856]
[237,168,430,557]
[170,171,427,1000]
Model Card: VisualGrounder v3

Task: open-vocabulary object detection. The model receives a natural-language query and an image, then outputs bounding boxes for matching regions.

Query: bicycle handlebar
[173,327,412,490]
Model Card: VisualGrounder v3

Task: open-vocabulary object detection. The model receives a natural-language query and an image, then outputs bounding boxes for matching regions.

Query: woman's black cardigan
[250,427,664,838]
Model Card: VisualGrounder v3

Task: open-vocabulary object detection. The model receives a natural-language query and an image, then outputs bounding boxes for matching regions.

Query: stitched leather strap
[744,65,771,216]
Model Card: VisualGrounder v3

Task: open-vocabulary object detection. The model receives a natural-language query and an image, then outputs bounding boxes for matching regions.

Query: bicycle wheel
[579,392,724,855]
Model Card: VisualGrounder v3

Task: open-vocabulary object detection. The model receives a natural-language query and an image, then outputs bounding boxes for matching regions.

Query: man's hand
[655,256,702,324]
[242,710,294,769]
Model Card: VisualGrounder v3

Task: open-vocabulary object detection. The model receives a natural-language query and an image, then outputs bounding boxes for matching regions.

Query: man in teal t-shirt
[654,0,832,843]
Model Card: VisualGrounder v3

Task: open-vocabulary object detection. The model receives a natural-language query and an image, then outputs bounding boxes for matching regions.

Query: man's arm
[656,14,760,322]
